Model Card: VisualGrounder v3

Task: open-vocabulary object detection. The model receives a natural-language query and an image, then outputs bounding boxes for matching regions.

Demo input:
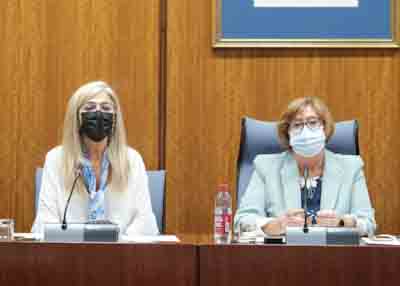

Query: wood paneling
[166,0,400,238]
[0,242,197,285]
[200,245,400,286]
[0,0,160,231]
[0,1,19,221]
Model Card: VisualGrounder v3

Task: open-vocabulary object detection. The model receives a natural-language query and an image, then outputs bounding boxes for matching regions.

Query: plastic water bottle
[214,184,232,244]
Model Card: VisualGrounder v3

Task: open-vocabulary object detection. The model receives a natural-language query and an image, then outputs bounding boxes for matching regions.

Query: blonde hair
[62,81,129,192]
[277,96,335,149]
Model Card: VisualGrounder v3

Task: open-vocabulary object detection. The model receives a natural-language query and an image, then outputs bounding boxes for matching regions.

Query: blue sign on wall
[215,0,398,47]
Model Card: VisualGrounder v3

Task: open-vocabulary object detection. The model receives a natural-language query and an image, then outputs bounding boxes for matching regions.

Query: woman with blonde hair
[32,81,158,235]
[234,97,376,237]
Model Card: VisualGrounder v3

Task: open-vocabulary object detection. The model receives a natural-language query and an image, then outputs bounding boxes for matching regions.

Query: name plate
[286,226,327,245]
[44,222,120,242]
[286,227,359,246]
[327,227,359,245]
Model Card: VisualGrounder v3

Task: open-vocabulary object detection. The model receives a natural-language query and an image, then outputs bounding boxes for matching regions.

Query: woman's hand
[262,208,305,235]
[341,214,357,228]
[316,209,340,227]
[284,208,306,227]
[316,210,357,227]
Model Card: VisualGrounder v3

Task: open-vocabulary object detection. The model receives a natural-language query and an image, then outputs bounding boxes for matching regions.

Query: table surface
[1,238,400,286]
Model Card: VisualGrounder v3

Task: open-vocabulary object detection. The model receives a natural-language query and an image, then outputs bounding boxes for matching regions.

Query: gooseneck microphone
[44,164,119,242]
[303,167,309,234]
[61,166,82,230]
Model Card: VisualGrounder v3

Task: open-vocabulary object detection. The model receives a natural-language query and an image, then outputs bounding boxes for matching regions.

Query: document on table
[362,235,400,246]
[14,233,42,241]
[120,235,180,243]
[14,233,180,243]
[254,0,359,8]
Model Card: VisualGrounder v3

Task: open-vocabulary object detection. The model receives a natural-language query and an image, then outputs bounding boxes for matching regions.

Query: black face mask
[80,111,114,142]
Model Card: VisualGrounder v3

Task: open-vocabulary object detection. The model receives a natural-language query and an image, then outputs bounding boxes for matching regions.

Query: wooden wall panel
[166,0,400,239]
[1,0,399,238]
[0,0,160,231]
[0,2,19,220]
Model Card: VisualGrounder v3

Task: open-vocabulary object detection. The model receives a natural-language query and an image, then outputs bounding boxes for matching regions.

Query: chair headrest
[238,117,359,165]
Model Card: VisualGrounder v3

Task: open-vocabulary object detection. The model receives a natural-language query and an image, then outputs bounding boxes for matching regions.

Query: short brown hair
[277,97,335,149]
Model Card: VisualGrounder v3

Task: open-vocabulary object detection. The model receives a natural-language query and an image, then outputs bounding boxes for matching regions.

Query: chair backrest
[146,170,166,233]
[35,168,43,213]
[237,117,360,205]
[34,168,166,233]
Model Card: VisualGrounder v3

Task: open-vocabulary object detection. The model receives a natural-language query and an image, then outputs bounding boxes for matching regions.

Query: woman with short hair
[234,97,376,236]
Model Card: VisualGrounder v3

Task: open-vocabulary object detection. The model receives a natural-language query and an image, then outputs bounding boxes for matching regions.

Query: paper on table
[362,235,400,246]
[14,232,43,241]
[120,235,180,243]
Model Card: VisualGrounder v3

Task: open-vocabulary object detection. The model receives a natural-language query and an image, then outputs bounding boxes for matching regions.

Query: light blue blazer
[234,149,376,236]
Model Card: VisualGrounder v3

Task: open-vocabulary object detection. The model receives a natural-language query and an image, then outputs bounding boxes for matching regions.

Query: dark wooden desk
[199,244,400,286]
[0,242,197,286]
[2,240,400,286]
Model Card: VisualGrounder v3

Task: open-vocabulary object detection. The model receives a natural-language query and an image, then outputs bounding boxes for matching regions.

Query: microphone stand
[61,169,82,230]
[286,167,331,245]
[303,167,309,234]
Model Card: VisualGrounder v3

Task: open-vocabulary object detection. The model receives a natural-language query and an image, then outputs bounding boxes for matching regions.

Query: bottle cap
[217,184,229,192]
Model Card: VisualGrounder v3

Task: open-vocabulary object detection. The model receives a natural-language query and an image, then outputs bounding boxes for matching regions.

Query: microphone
[303,167,309,234]
[61,165,82,230]
[44,163,119,242]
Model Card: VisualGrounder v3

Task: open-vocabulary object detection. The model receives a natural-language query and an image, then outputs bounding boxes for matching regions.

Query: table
[0,241,197,286]
[199,244,400,286]
[2,240,400,286]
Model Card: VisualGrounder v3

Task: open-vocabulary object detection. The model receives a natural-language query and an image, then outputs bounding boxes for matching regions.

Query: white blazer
[32,146,159,235]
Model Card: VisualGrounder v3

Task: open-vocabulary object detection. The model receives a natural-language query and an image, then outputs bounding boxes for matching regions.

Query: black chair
[236,117,360,205]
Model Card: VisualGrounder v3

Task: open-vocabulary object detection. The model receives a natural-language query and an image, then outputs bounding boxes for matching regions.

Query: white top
[31,146,159,235]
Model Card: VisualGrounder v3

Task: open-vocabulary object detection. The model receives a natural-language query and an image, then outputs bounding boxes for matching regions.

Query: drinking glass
[0,219,14,240]
[238,221,257,243]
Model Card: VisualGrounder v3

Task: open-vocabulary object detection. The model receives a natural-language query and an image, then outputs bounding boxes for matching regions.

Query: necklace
[298,176,321,199]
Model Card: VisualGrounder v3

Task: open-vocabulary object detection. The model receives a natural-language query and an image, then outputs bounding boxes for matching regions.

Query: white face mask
[289,126,326,157]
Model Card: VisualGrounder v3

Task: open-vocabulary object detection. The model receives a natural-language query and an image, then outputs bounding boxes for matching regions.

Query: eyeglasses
[289,117,322,134]
[80,101,115,113]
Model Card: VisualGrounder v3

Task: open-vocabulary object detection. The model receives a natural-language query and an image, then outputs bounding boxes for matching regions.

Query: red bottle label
[214,209,232,235]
